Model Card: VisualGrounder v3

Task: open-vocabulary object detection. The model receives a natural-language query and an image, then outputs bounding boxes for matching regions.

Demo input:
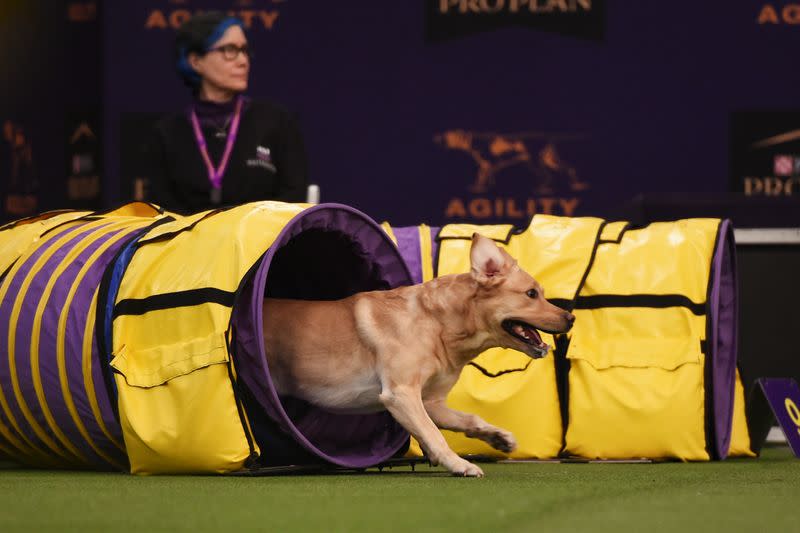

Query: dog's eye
[526,289,538,299]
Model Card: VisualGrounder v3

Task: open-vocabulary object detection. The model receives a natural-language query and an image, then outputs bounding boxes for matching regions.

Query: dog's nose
[564,312,575,329]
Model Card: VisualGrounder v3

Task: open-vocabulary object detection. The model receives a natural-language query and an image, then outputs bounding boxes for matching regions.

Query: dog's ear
[470,233,511,281]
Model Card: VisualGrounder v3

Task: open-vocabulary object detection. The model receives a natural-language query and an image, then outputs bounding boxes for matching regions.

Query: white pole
[306,184,320,204]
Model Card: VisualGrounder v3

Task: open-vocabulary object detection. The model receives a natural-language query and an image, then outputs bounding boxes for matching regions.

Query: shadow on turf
[227,456,540,477]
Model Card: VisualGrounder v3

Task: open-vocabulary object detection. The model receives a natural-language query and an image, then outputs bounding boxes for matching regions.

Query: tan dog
[262,233,574,476]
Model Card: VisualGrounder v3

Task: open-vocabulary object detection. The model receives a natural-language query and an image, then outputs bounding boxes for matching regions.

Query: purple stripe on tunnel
[0,221,103,455]
[39,228,128,467]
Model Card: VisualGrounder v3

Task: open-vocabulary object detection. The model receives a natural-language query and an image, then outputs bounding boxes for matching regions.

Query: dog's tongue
[513,323,543,346]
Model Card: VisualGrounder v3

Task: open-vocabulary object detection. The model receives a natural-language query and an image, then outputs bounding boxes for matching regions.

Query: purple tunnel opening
[231,204,413,468]
[710,219,738,459]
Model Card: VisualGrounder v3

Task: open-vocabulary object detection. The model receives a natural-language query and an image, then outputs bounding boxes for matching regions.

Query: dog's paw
[449,458,484,478]
[486,429,517,453]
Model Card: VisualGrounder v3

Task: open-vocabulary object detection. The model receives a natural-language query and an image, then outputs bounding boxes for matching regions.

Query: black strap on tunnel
[549,298,572,310]
[552,220,605,455]
[113,287,236,317]
[225,326,259,469]
[467,359,532,378]
[135,208,230,246]
[553,333,571,449]
[569,294,706,316]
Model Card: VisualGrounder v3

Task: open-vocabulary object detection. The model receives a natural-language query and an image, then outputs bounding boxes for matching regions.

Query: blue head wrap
[176,16,245,88]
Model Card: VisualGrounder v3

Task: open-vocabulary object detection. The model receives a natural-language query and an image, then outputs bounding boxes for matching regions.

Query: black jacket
[145,99,307,214]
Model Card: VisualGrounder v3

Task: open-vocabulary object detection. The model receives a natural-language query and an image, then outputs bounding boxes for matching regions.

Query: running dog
[262,233,574,477]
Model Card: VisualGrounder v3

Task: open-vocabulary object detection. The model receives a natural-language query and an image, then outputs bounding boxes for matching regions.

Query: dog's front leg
[424,399,517,454]
[379,385,484,477]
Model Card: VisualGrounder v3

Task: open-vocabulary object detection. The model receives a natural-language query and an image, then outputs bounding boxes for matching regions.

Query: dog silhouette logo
[434,129,589,194]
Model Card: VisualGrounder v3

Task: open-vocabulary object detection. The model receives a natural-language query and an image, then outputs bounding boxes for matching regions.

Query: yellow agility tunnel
[0,201,412,473]
[386,215,753,461]
[1,204,753,473]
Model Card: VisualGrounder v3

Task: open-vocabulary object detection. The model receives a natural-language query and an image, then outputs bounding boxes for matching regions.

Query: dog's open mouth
[502,319,549,358]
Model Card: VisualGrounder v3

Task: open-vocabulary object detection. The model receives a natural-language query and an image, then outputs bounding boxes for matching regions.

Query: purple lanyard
[189,95,244,190]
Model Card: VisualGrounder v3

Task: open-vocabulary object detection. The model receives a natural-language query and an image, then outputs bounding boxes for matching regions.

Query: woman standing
[146,12,308,214]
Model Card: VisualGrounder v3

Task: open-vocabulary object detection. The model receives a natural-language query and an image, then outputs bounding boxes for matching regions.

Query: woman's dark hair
[175,11,245,89]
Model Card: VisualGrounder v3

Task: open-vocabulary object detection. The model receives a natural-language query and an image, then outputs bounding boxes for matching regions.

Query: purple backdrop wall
[5,1,800,225]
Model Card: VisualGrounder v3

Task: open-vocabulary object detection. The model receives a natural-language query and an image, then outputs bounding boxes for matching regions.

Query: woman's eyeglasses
[208,44,253,61]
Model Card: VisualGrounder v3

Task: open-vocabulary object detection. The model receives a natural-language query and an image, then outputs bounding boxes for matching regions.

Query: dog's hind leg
[424,399,517,454]
[379,385,484,477]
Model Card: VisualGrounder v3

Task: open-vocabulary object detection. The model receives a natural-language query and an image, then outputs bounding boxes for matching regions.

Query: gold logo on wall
[144,0,284,30]
[434,129,588,194]
[435,129,590,220]
[437,0,592,15]
[757,3,800,25]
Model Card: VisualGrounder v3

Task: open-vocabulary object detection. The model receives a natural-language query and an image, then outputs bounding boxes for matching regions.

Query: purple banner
[757,378,800,457]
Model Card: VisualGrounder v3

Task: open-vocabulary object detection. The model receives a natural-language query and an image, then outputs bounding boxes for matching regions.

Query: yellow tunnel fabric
[0,204,752,470]
[565,219,721,460]
[111,201,312,474]
[0,204,166,469]
[728,368,755,457]
[406,215,604,459]
[3,201,416,473]
[398,216,746,462]
[0,210,91,277]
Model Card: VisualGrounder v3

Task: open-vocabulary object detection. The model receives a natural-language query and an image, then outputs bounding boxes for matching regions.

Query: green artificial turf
[0,446,797,532]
